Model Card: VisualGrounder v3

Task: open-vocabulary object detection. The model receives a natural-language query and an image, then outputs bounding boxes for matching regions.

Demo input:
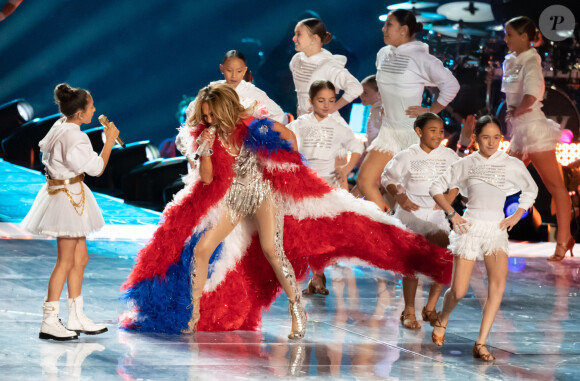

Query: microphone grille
[98,115,109,126]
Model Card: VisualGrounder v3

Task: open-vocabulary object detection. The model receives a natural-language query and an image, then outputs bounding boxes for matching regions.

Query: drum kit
[383,1,580,139]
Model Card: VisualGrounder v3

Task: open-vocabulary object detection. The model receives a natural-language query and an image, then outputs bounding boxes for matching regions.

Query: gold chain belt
[46,174,86,216]
[46,173,85,186]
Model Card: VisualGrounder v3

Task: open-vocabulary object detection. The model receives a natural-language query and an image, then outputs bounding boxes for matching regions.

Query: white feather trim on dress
[448,217,509,261]
[367,126,419,154]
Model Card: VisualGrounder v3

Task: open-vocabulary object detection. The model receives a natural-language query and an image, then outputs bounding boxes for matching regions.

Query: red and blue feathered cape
[120,117,452,333]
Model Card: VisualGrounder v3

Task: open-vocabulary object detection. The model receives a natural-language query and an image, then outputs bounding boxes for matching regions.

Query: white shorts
[448,217,509,261]
[367,127,419,155]
[509,113,561,155]
[395,207,450,236]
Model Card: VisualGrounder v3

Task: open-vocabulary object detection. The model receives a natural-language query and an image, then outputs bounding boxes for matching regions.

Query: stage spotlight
[508,257,527,273]
[83,141,160,197]
[0,99,34,147]
[503,192,542,241]
[122,157,188,210]
[1,114,60,169]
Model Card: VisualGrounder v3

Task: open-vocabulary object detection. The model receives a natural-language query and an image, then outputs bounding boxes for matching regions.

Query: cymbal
[487,24,505,32]
[432,24,487,37]
[419,12,446,21]
[437,1,495,23]
[379,11,445,23]
[387,1,438,11]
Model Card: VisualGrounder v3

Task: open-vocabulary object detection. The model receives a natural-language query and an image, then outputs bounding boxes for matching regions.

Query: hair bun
[415,22,423,34]
[323,32,333,45]
[54,83,74,104]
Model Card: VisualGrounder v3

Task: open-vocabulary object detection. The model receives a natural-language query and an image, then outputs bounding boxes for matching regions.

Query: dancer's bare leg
[182,209,239,332]
[356,150,393,211]
[475,251,508,358]
[193,210,240,295]
[528,151,572,245]
[47,237,79,302]
[424,231,449,313]
[67,237,88,299]
[432,256,476,338]
[401,276,421,329]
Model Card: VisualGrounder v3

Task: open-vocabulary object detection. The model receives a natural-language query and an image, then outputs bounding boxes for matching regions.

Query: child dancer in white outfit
[429,115,538,361]
[382,113,459,329]
[21,83,119,341]
[503,16,572,261]
[288,80,364,190]
[288,80,364,294]
[357,9,459,211]
[290,18,363,117]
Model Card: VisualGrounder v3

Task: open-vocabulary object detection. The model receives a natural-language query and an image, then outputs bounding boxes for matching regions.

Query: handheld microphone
[193,126,216,160]
[98,115,126,148]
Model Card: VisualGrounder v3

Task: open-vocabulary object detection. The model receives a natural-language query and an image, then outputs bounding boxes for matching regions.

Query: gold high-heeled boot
[182,256,201,334]
[274,211,307,339]
[181,296,201,334]
[288,296,307,339]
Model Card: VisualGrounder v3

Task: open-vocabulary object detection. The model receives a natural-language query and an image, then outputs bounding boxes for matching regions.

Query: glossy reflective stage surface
[2,241,579,380]
[1,160,580,380]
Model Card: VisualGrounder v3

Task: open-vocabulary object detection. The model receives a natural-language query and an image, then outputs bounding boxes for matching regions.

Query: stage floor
[1,160,579,380]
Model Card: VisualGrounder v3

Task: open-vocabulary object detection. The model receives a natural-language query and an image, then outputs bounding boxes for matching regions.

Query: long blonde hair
[187,83,248,139]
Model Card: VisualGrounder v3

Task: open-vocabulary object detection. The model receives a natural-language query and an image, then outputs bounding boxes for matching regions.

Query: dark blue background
[0,0,387,145]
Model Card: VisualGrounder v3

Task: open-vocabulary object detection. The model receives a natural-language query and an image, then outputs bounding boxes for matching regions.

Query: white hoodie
[501,48,545,119]
[290,49,363,117]
[382,143,459,209]
[287,112,364,177]
[376,41,459,131]
[39,118,104,179]
[430,150,538,221]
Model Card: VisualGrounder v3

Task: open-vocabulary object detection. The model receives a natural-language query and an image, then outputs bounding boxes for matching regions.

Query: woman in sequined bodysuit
[183,84,306,339]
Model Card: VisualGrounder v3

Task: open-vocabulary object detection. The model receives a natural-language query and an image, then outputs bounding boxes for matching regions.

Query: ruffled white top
[290,49,363,117]
[430,150,538,221]
[287,113,364,177]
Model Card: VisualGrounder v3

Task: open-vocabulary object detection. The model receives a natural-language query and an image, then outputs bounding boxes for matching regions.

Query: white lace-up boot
[39,300,79,341]
[66,296,108,335]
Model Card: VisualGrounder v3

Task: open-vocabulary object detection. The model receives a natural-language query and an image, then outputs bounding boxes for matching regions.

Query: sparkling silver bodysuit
[224,145,273,222]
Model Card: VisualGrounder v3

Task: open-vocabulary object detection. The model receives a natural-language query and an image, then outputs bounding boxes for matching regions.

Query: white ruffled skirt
[367,126,419,154]
[508,112,561,155]
[448,217,508,261]
[21,182,104,237]
[395,207,450,236]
